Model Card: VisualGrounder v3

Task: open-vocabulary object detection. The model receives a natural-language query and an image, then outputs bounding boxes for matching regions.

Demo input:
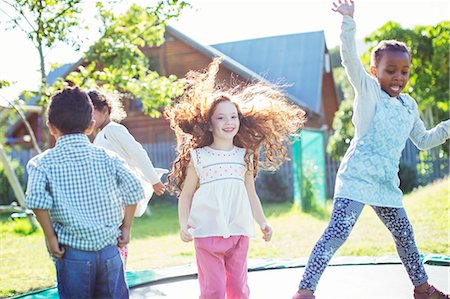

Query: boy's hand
[46,236,65,258]
[260,223,272,242]
[153,182,166,196]
[180,224,194,242]
[332,0,354,17]
[118,226,131,248]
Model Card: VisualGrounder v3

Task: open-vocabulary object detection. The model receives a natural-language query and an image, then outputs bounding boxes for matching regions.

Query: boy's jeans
[55,245,128,299]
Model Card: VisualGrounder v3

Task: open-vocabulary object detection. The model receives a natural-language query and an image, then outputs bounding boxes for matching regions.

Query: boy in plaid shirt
[26,86,144,298]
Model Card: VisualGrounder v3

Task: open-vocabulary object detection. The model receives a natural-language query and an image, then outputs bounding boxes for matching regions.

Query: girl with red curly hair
[165,59,306,299]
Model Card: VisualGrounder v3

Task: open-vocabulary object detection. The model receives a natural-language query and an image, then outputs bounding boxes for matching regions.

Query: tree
[0,79,11,89]
[326,47,355,160]
[327,22,449,160]
[0,1,188,225]
[326,98,354,160]
[0,0,86,87]
[0,82,38,229]
[0,0,89,154]
[51,2,188,117]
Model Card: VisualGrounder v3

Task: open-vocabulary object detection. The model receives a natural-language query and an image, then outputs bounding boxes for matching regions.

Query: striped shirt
[25,134,144,251]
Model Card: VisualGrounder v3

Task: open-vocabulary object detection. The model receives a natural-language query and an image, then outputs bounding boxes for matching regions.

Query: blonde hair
[164,59,306,195]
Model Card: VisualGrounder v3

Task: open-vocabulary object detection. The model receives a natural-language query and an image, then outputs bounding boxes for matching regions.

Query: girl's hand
[180,224,195,242]
[260,223,272,242]
[153,182,166,196]
[332,0,354,17]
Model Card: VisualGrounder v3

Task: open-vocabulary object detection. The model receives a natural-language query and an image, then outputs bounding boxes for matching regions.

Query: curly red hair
[164,59,306,194]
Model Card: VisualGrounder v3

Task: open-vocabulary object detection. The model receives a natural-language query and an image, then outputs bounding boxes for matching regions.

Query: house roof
[211,31,327,113]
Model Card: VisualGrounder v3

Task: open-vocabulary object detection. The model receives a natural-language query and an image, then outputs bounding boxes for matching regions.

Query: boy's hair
[88,90,126,122]
[370,40,410,67]
[164,59,306,194]
[48,86,93,134]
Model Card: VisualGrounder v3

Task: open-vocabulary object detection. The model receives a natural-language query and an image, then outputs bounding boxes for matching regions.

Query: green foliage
[331,65,354,106]
[329,46,342,68]
[3,0,84,49]
[299,162,328,218]
[0,0,86,89]
[326,99,354,160]
[11,219,36,236]
[326,57,355,160]
[257,171,290,203]
[0,159,25,205]
[54,2,188,117]
[0,79,11,89]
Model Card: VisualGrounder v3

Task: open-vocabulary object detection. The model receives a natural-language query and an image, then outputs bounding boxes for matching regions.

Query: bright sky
[0,0,448,106]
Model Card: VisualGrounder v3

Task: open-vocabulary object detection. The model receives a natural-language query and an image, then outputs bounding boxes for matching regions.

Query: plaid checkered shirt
[25,134,144,251]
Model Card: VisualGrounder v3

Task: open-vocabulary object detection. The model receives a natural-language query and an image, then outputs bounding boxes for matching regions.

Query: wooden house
[6,26,340,200]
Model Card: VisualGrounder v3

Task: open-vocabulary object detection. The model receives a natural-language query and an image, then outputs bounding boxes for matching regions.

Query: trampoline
[14,255,449,299]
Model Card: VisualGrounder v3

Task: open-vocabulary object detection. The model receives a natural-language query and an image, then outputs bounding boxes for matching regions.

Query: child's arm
[33,209,65,258]
[409,100,450,150]
[178,161,198,242]
[106,125,165,195]
[118,204,137,248]
[332,0,378,93]
[25,158,64,258]
[245,162,272,242]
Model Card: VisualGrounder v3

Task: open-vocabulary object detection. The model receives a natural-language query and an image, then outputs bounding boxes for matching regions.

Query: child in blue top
[292,1,450,299]
[26,86,145,298]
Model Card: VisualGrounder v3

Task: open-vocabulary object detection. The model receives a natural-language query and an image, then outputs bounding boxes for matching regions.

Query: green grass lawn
[1,178,449,297]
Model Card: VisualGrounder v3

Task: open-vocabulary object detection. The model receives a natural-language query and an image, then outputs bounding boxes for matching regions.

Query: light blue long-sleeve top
[334,16,450,208]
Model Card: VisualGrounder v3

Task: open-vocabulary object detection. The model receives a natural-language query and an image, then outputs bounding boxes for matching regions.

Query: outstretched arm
[409,101,450,150]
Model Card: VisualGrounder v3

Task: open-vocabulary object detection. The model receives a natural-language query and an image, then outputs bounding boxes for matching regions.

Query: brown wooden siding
[321,72,339,129]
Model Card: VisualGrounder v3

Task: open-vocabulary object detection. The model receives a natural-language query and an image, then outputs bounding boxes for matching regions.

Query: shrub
[399,162,418,194]
[257,171,290,203]
[0,159,26,205]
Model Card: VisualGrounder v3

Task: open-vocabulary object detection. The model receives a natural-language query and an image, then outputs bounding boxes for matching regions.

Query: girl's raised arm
[333,0,374,95]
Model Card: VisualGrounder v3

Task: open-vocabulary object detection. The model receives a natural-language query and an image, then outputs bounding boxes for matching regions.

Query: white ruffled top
[188,146,255,238]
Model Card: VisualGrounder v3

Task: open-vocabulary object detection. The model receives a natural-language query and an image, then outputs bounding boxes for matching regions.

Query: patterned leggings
[299,198,428,291]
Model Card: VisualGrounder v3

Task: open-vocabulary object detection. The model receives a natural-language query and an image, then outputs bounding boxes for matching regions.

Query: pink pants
[194,235,250,299]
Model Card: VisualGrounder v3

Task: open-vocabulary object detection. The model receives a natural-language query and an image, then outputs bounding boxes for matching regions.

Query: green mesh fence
[293,129,327,209]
